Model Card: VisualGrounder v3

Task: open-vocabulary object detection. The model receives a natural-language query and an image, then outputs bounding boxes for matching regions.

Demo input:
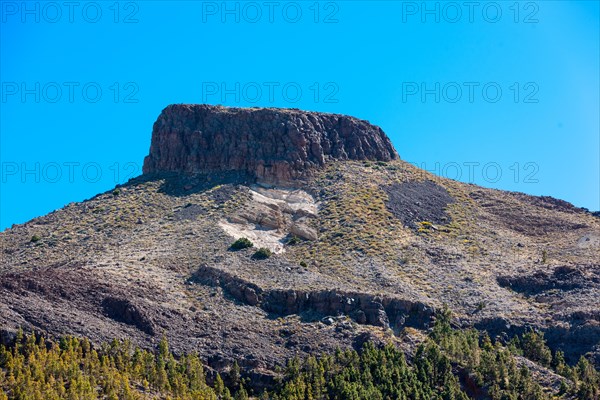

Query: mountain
[1,105,599,397]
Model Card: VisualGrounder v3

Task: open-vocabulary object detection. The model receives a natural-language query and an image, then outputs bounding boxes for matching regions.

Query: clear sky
[1,0,599,230]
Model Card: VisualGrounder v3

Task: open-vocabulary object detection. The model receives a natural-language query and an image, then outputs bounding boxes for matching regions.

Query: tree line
[1,309,598,399]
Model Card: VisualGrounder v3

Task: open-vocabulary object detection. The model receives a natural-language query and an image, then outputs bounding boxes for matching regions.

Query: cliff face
[142,104,399,183]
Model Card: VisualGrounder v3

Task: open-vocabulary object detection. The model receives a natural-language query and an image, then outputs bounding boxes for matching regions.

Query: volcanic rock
[143,104,398,184]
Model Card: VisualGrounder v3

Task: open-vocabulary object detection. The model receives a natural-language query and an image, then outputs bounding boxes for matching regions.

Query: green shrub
[286,235,301,246]
[252,248,272,260]
[30,235,41,243]
[230,237,253,250]
[476,301,486,311]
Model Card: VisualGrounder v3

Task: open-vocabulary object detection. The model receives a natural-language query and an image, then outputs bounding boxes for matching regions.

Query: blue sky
[1,0,599,230]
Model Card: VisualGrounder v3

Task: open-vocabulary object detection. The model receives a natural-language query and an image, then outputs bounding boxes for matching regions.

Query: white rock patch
[219,186,318,254]
[218,220,287,254]
[250,185,318,215]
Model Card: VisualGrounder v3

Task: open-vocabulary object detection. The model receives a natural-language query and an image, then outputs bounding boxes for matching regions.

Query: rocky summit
[1,105,599,398]
[143,104,398,184]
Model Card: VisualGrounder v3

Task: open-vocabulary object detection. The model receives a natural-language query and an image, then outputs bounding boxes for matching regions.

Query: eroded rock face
[219,185,318,253]
[143,104,399,184]
[497,265,599,296]
[101,297,155,335]
[191,265,435,331]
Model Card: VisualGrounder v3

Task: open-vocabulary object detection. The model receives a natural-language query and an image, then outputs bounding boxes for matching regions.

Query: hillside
[1,105,598,398]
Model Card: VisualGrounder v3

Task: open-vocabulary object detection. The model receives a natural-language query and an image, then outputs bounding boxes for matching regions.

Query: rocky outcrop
[190,265,434,330]
[101,297,155,335]
[143,104,399,184]
[219,185,318,253]
[497,265,598,296]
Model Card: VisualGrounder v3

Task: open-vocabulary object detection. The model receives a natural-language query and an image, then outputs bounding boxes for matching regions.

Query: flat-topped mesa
[142,104,399,184]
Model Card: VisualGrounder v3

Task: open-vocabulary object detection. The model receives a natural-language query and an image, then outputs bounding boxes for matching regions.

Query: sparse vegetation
[542,249,548,264]
[295,162,410,269]
[417,220,433,233]
[30,235,41,243]
[286,235,301,246]
[253,248,272,260]
[476,300,486,311]
[230,237,254,250]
